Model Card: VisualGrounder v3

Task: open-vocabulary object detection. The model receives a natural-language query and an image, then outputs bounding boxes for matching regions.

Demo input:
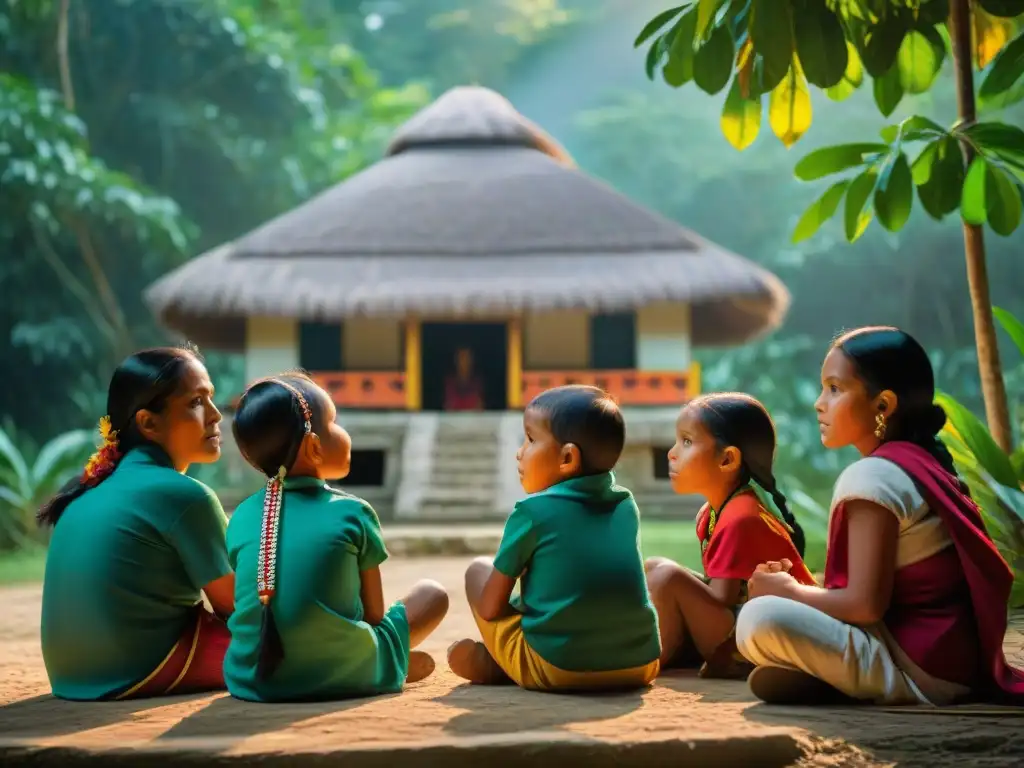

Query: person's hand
[754,559,793,575]
[748,568,798,600]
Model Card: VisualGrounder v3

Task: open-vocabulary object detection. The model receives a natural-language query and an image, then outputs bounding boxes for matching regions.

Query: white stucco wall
[244,316,299,383]
[636,302,691,371]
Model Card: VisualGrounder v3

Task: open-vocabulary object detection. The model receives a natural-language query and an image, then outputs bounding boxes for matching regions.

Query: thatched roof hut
[145,86,789,351]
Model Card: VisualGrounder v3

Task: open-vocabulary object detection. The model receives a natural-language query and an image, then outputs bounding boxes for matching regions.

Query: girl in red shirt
[646,393,815,679]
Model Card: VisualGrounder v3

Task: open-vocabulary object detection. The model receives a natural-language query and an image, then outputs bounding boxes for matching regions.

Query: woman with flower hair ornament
[224,373,448,701]
[39,345,234,701]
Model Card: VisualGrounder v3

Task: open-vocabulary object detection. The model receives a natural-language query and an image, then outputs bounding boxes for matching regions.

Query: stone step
[382,523,504,556]
[431,471,497,486]
[417,503,508,521]
[431,458,500,474]
[421,486,495,504]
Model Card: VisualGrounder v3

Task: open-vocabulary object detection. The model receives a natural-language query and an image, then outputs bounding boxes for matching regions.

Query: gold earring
[874,412,887,440]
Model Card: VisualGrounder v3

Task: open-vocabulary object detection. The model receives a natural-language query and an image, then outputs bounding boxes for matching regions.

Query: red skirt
[115,606,230,699]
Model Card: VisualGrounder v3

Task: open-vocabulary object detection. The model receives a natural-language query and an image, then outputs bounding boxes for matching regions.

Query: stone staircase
[419,415,504,520]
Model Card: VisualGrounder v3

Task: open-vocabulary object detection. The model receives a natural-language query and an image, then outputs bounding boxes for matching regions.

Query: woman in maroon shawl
[444,348,485,412]
[735,326,1024,706]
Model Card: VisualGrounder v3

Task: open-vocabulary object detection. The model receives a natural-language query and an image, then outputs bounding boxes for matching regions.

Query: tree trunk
[948,0,1013,453]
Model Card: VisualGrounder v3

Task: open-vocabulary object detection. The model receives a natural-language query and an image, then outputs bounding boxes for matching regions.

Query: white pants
[735,596,930,705]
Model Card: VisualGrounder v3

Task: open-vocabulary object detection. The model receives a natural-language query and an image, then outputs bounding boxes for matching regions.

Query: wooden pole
[404,319,421,411]
[507,318,523,408]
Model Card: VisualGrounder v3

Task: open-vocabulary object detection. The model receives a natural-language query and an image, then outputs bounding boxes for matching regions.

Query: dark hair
[833,326,957,476]
[231,371,329,681]
[526,385,625,474]
[38,345,203,527]
[232,372,329,478]
[689,393,806,557]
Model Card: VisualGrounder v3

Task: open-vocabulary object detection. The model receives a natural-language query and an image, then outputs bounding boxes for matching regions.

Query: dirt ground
[1,557,1023,768]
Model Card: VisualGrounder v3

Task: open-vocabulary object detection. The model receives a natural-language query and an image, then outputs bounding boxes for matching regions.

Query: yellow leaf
[721,78,762,151]
[769,56,812,148]
[972,7,1013,69]
[737,38,754,98]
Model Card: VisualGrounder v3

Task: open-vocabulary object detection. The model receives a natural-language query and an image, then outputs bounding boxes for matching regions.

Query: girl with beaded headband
[224,373,449,702]
[645,393,815,681]
[38,346,234,701]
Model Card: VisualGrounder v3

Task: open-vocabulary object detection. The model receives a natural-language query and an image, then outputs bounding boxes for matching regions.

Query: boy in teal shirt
[448,385,661,690]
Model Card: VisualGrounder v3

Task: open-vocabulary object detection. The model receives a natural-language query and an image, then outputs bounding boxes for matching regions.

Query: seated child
[224,373,449,702]
[447,385,661,691]
[645,393,815,679]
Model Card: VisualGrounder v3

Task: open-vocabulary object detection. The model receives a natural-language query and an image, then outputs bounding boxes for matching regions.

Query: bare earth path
[2,557,1023,767]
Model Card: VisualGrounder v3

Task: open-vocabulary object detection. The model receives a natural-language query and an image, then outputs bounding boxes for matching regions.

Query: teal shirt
[224,477,410,702]
[40,445,232,701]
[493,472,660,672]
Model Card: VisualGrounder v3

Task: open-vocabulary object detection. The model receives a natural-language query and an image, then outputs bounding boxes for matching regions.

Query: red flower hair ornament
[82,415,122,485]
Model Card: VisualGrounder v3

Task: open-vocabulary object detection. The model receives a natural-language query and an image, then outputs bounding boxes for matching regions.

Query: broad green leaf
[874,151,913,232]
[721,77,762,150]
[879,115,946,144]
[897,28,945,94]
[918,137,966,219]
[768,57,812,147]
[961,156,989,225]
[793,142,889,181]
[750,0,793,93]
[979,30,1024,100]
[663,12,699,86]
[977,0,1024,19]
[993,306,1024,360]
[985,163,1023,235]
[859,16,908,77]
[1011,445,1024,483]
[912,141,940,185]
[844,169,877,242]
[792,179,850,243]
[963,122,1024,163]
[793,4,847,88]
[979,79,1024,113]
[0,429,30,498]
[935,392,1019,488]
[695,0,718,42]
[635,5,688,48]
[693,24,735,95]
[825,42,863,101]
[645,37,665,80]
[30,430,94,490]
[873,66,904,117]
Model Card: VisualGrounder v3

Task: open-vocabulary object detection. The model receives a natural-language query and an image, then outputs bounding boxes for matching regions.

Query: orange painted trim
[520,369,695,407]
[310,372,406,409]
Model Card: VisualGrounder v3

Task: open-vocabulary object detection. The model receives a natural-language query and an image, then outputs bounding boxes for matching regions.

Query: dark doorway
[421,322,507,411]
[335,449,386,487]
[589,312,636,369]
[299,321,343,371]
[652,445,672,480]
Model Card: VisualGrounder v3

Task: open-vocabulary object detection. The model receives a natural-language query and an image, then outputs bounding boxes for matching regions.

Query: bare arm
[203,572,235,618]
[360,566,386,625]
[784,500,898,625]
[708,576,744,607]
[478,566,518,621]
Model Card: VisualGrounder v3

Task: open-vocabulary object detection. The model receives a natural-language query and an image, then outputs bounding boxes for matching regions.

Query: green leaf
[979,30,1024,100]
[917,136,966,219]
[962,156,989,225]
[976,0,1024,18]
[663,12,699,86]
[31,430,94,492]
[0,429,30,499]
[825,42,863,101]
[695,0,718,42]
[873,66,904,117]
[897,28,945,94]
[693,24,735,95]
[874,151,913,232]
[793,142,889,181]
[935,392,1019,489]
[635,5,688,48]
[963,122,1024,163]
[985,163,1023,235]
[721,77,762,150]
[859,16,908,78]
[793,3,847,88]
[750,0,793,93]
[879,115,946,144]
[912,141,940,185]
[792,179,850,243]
[645,37,665,80]
[993,306,1024,360]
[844,169,878,242]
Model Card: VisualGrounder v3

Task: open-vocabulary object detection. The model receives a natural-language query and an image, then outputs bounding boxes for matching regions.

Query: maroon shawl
[824,441,1024,703]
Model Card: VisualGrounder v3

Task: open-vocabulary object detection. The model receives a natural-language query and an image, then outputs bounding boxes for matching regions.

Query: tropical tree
[634,0,1024,452]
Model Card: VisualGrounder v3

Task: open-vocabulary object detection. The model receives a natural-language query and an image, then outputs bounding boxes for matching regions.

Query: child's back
[225,479,408,701]
[501,473,659,673]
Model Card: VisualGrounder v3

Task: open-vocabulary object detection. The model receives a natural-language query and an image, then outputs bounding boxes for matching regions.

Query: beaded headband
[256,380,313,605]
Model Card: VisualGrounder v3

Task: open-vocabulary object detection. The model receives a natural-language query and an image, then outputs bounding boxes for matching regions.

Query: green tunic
[224,477,410,702]
[493,472,661,672]
[40,445,232,701]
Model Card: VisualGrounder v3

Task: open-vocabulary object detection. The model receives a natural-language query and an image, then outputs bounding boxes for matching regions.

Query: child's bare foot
[447,639,509,684]
[406,650,436,684]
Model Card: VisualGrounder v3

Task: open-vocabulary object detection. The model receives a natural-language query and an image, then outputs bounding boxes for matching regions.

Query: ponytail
[38,416,124,527]
[905,404,959,478]
[748,468,807,558]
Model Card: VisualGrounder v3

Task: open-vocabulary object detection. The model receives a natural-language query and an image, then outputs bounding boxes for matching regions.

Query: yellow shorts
[471,605,660,692]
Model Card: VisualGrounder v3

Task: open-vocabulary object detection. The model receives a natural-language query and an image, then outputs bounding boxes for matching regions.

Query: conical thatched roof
[145,86,789,351]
